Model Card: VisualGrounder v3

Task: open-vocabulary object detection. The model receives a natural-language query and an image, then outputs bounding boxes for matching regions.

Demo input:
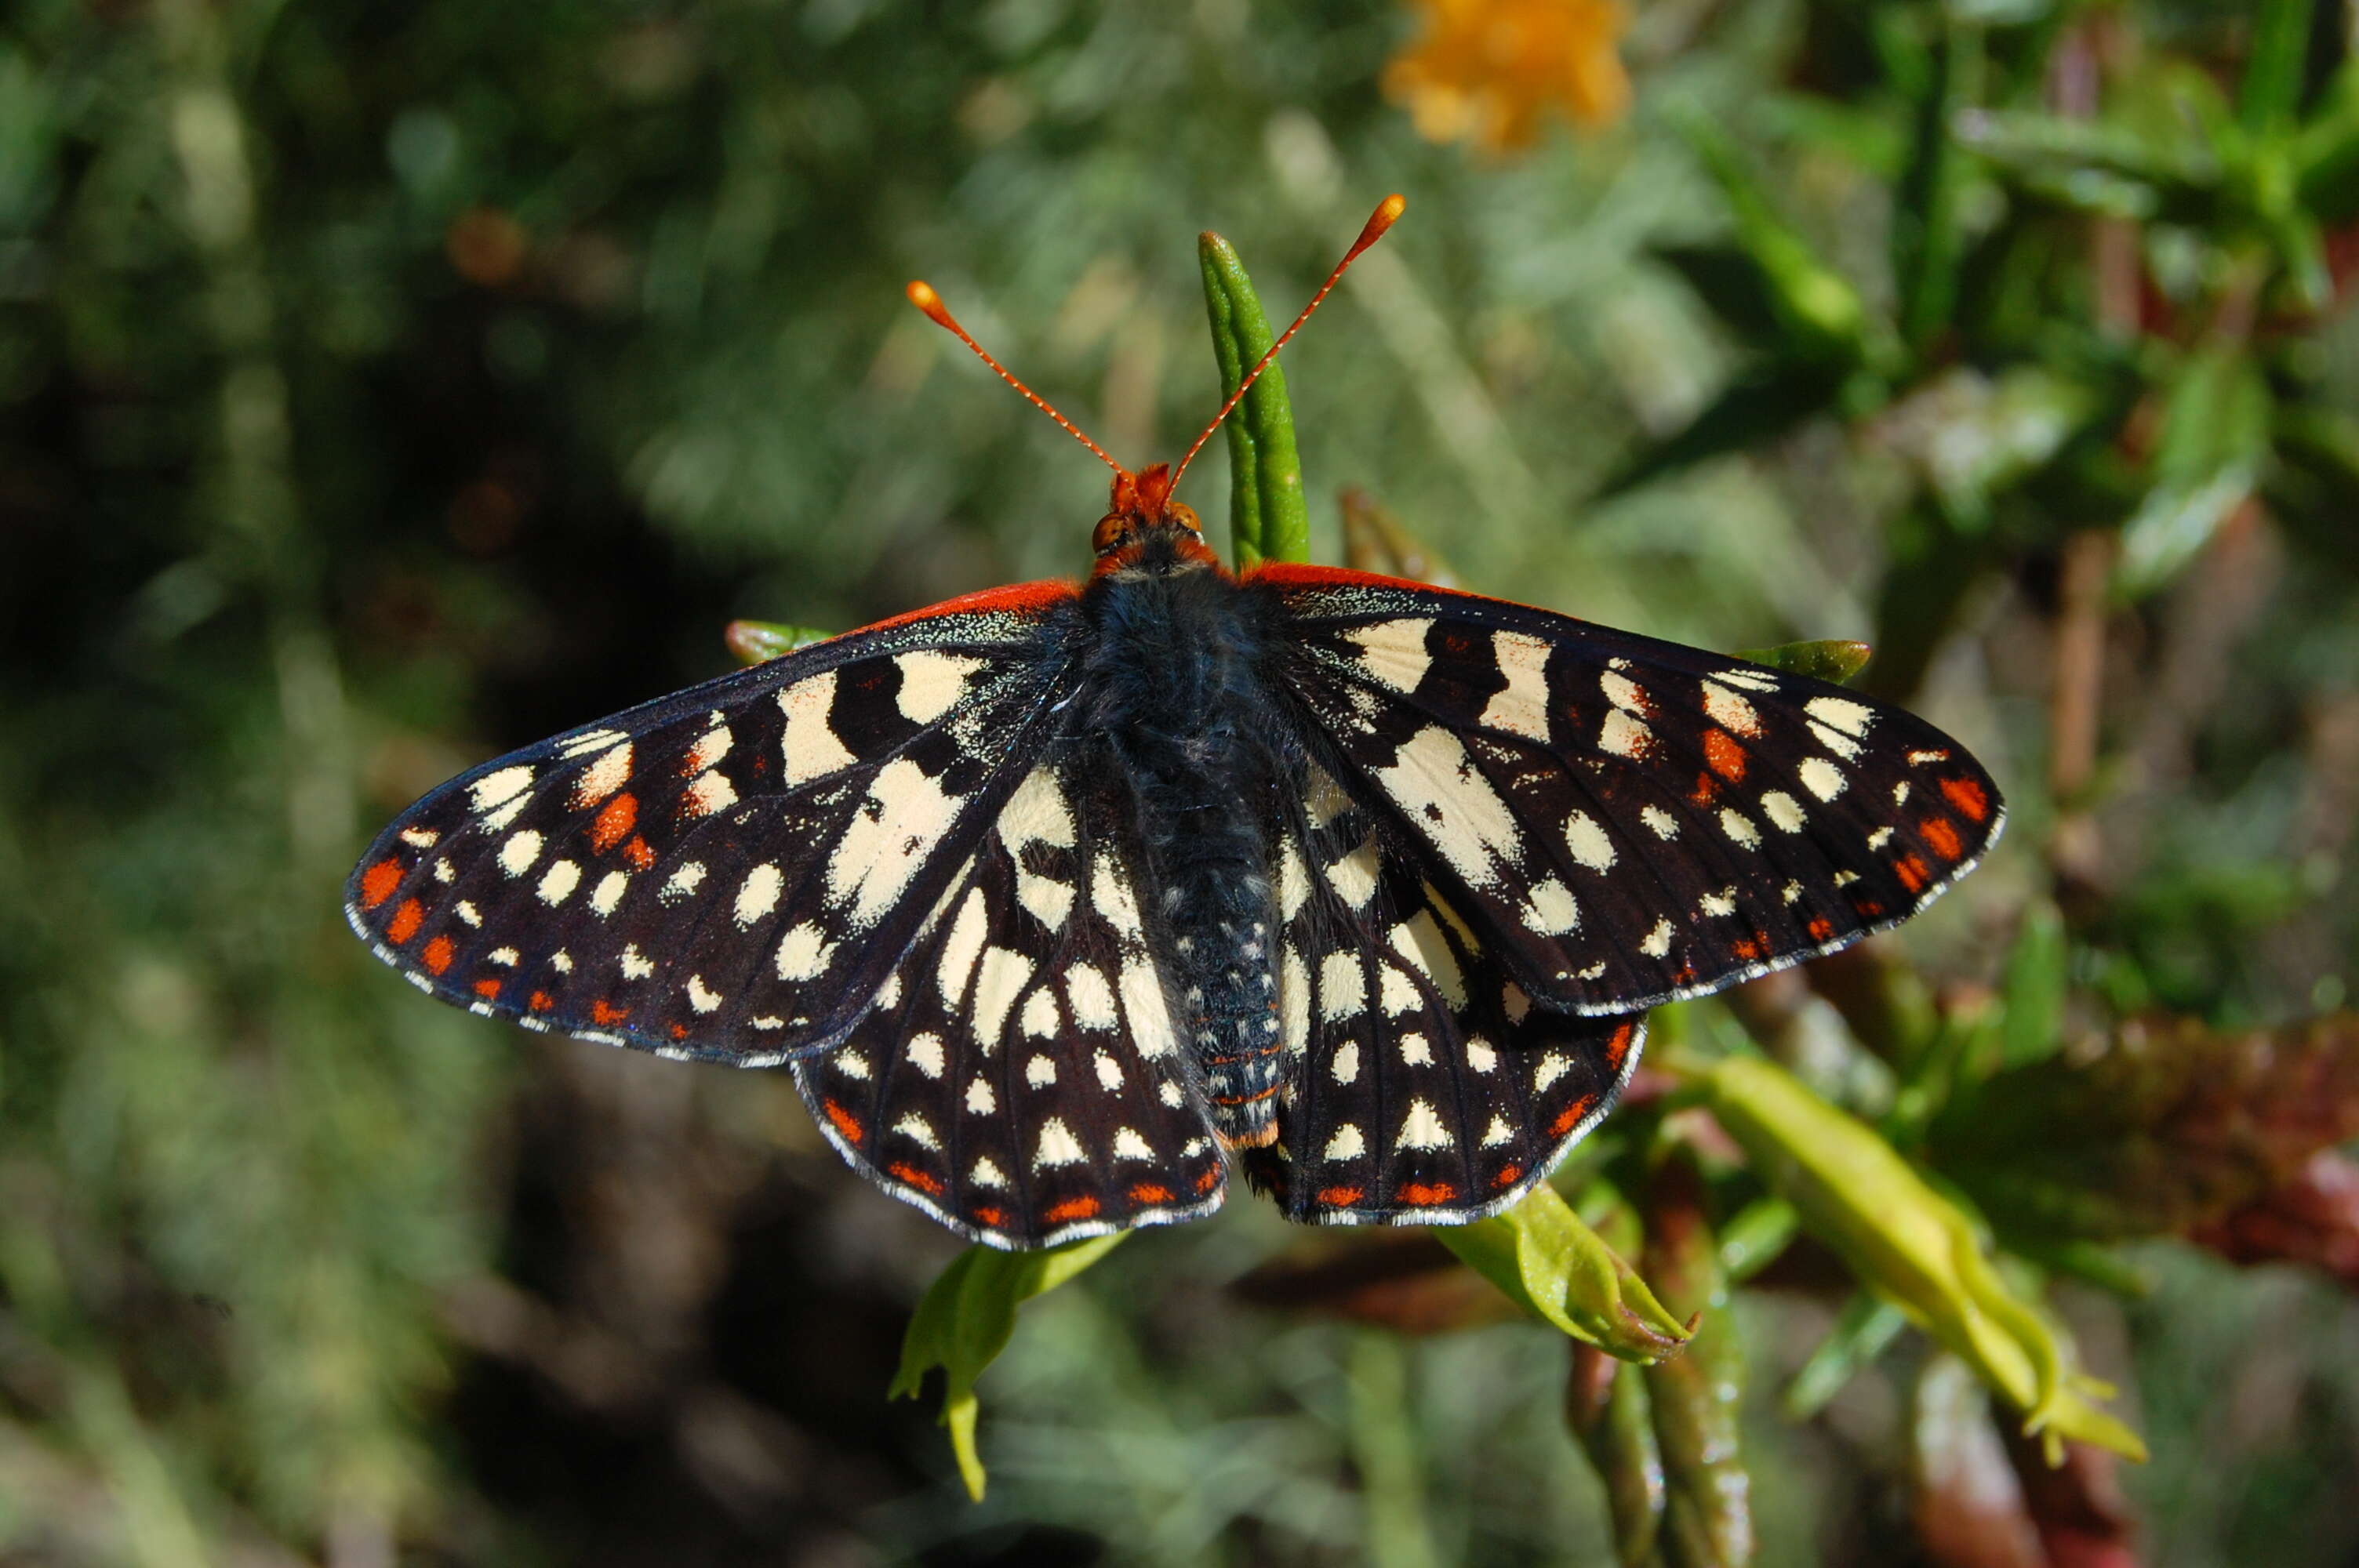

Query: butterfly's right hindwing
[344,585,1080,1063]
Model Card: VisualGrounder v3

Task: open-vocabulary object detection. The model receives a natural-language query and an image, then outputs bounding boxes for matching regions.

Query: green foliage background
[2,0,2356,1563]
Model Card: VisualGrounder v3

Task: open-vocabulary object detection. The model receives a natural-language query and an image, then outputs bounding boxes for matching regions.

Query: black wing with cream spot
[1255,567,2005,1015]
[791,760,1225,1248]
[1249,761,1642,1224]
[344,586,1081,1063]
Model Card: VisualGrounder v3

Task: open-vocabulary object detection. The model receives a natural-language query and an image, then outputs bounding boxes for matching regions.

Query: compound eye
[1092,514,1128,555]
[1167,502,1204,535]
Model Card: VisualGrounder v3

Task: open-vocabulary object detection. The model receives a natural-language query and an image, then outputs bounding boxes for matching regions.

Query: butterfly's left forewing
[1255,564,2004,1015]
[344,584,1080,1062]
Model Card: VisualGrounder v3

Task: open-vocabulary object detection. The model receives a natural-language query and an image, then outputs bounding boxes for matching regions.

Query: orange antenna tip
[1356,194,1407,252]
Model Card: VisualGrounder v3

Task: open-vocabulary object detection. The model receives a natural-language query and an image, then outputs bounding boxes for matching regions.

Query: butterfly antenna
[906,281,1128,478]
[1171,194,1406,490]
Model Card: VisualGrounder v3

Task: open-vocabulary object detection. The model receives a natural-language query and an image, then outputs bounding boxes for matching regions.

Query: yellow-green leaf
[723,619,833,666]
[1433,1183,1692,1363]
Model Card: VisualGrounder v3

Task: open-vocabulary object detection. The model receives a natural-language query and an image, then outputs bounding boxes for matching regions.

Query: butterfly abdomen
[1079,532,1290,1147]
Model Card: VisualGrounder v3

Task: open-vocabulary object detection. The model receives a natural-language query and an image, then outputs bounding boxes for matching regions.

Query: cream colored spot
[1807,696,1874,738]
[1799,757,1847,800]
[1345,618,1434,693]
[1319,950,1367,1021]
[1067,964,1117,1030]
[1332,1041,1361,1083]
[1892,781,1911,804]
[399,828,439,848]
[1808,721,1863,761]
[1119,959,1173,1058]
[1480,631,1553,739]
[892,1112,940,1151]
[773,920,834,982]
[1278,835,1311,920]
[557,728,627,757]
[1641,805,1678,839]
[1640,918,1674,958]
[1021,989,1061,1039]
[1782,880,1805,905]
[1324,1125,1367,1161]
[895,650,990,723]
[971,947,1032,1053]
[1564,811,1616,871]
[620,946,654,980]
[1721,808,1762,849]
[971,1155,1007,1187]
[1026,1054,1056,1087]
[1379,963,1420,1015]
[1467,1038,1496,1073]
[660,861,707,902]
[1034,1118,1086,1168]
[489,946,518,967]
[1390,911,1467,1007]
[1481,1116,1514,1148]
[1092,851,1144,938]
[1113,1127,1154,1162]
[734,863,783,927]
[1601,710,1654,760]
[877,974,903,1009]
[1521,877,1580,936]
[498,830,543,877]
[591,871,628,916]
[685,974,722,1014]
[685,721,732,775]
[536,859,582,906]
[1535,1051,1570,1091]
[1093,1050,1123,1091]
[1399,1033,1433,1065]
[937,887,987,1005]
[1699,887,1738,917]
[471,766,534,815]
[1715,667,1780,693]
[682,770,738,818]
[1325,837,1382,909]
[1282,950,1310,1055]
[832,1049,868,1079]
[966,1077,996,1114]
[1761,791,1807,833]
[1702,681,1762,737]
[1601,670,1646,712]
[1371,727,1524,890]
[777,670,856,785]
[1867,826,1894,850]
[907,1033,946,1079]
[455,902,482,927]
[1396,1098,1452,1151]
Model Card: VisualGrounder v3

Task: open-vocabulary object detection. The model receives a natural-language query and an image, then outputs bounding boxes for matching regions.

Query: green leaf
[1565,1348,1665,1566]
[1433,1182,1693,1363]
[1716,1195,1799,1284]
[1997,899,2068,1071]
[1732,639,1873,686]
[1697,1054,2146,1461]
[2294,60,2359,223]
[723,619,834,666]
[1198,230,1309,568]
[2238,0,2311,137]
[1674,111,1873,368]
[2113,348,2270,601]
[890,1234,1129,1500]
[1893,15,1983,352]
[1784,1292,1909,1419]
[1641,1154,1752,1567]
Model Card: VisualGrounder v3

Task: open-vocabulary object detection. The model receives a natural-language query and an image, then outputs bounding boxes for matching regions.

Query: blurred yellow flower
[1385,0,1632,151]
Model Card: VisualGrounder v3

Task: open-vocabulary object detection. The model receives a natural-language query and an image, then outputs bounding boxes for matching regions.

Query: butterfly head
[1092,463,1209,561]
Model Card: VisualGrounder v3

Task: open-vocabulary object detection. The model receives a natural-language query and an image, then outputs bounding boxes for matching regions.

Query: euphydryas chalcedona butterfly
[348,196,2002,1249]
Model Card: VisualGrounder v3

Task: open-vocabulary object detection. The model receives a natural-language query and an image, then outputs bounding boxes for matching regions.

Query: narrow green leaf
[1894,16,1983,351]
[1198,231,1309,568]
[890,1233,1129,1499]
[724,619,833,666]
[1732,639,1873,686]
[1997,899,2068,1071]
[1716,1196,1800,1284]
[1433,1182,1693,1363]
[1699,1054,2146,1461]
[2294,60,2359,223]
[2238,0,2311,137]
[1674,111,1873,367]
[2114,349,2270,601]
[1565,1348,1665,1566]
[1641,1154,1753,1568]
[1784,1292,1909,1419]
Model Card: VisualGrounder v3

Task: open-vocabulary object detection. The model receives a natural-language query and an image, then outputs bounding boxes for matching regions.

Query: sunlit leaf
[1198,231,1309,569]
[1732,639,1873,686]
[1434,1181,1692,1363]
[723,619,834,666]
[890,1234,1129,1500]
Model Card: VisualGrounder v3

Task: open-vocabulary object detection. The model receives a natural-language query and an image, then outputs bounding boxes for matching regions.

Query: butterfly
[347,197,2002,1249]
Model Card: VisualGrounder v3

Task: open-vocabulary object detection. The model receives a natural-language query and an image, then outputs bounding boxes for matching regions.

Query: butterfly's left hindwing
[344,585,1079,1063]
[1254,564,2005,1015]
[1255,764,1643,1225]
[791,761,1227,1248]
